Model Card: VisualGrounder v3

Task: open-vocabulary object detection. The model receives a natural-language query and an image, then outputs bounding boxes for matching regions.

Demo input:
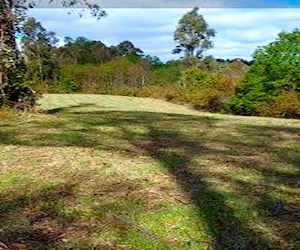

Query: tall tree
[173,7,215,58]
[144,55,163,70]
[113,40,143,57]
[0,0,105,106]
[0,0,25,101]
[22,17,59,91]
[57,37,113,65]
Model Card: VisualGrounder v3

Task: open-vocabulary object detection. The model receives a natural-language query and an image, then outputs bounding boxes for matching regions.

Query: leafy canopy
[0,0,105,107]
[230,29,300,115]
[173,7,215,58]
[22,17,59,90]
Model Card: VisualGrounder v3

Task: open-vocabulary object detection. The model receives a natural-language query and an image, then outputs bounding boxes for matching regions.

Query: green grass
[0,94,299,249]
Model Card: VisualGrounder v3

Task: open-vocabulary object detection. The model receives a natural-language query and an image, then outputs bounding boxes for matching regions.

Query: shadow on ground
[0,105,299,249]
[0,182,77,249]
[0,172,149,249]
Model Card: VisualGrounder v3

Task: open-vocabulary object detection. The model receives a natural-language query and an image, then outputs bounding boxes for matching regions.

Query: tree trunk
[0,22,4,86]
[0,0,19,103]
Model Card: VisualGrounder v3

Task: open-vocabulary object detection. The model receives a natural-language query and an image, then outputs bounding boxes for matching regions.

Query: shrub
[258,91,300,119]
[186,87,232,112]
[0,108,12,119]
[230,30,300,116]
[149,62,182,86]
[112,86,181,101]
[0,83,38,110]
[179,67,239,112]
[59,78,80,93]
[179,67,215,89]
[113,86,140,97]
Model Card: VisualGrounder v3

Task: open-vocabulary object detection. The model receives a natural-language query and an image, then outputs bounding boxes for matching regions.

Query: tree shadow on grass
[118,123,272,249]
[99,111,299,249]
[0,173,153,249]
[0,182,77,249]
[1,107,299,248]
[237,124,300,167]
[204,123,300,249]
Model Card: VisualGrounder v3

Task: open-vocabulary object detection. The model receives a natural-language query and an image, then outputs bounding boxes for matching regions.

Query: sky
[28,5,300,61]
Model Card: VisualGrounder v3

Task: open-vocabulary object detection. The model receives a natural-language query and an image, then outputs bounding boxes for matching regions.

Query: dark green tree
[144,55,164,70]
[173,7,215,58]
[113,40,143,57]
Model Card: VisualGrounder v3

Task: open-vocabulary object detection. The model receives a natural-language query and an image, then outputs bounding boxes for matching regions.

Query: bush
[60,57,153,94]
[112,86,181,100]
[258,91,300,119]
[0,83,38,110]
[230,30,300,116]
[149,62,182,86]
[113,86,140,97]
[179,67,215,89]
[0,108,12,119]
[185,87,233,112]
[59,78,80,93]
[179,68,239,112]
[229,79,296,116]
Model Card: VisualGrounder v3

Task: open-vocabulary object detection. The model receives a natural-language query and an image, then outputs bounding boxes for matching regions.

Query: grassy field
[0,94,299,250]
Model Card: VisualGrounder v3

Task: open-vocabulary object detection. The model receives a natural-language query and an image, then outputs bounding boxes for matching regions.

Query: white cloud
[28,8,300,61]
[203,8,300,28]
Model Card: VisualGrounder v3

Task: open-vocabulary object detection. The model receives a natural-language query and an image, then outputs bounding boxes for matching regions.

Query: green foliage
[59,78,79,93]
[113,64,242,113]
[181,56,222,72]
[230,29,300,116]
[173,7,215,58]
[113,40,144,57]
[57,37,114,65]
[149,61,182,86]
[2,2,296,119]
[179,67,215,89]
[144,55,164,70]
[60,57,152,94]
[21,17,60,93]
[60,64,103,93]
[0,0,106,109]
[0,55,38,109]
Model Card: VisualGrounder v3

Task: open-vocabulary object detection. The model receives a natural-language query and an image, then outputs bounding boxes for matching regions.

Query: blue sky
[35,0,300,8]
[28,7,300,61]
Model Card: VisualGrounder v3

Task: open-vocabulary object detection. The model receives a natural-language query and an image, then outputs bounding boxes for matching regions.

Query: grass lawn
[0,94,299,249]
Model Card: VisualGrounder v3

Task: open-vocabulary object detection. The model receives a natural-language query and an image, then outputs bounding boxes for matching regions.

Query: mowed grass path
[0,94,299,249]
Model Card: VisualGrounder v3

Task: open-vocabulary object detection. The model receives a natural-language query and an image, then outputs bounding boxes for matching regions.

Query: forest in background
[1,7,299,118]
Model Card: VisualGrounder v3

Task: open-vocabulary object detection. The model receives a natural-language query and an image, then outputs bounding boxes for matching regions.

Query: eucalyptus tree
[22,17,60,91]
[114,40,144,57]
[0,0,105,107]
[173,7,215,58]
[57,37,114,65]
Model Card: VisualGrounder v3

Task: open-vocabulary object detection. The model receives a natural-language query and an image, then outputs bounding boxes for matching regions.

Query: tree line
[0,4,299,118]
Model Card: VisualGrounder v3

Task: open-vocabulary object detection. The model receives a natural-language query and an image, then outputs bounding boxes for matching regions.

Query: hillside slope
[0,94,299,249]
